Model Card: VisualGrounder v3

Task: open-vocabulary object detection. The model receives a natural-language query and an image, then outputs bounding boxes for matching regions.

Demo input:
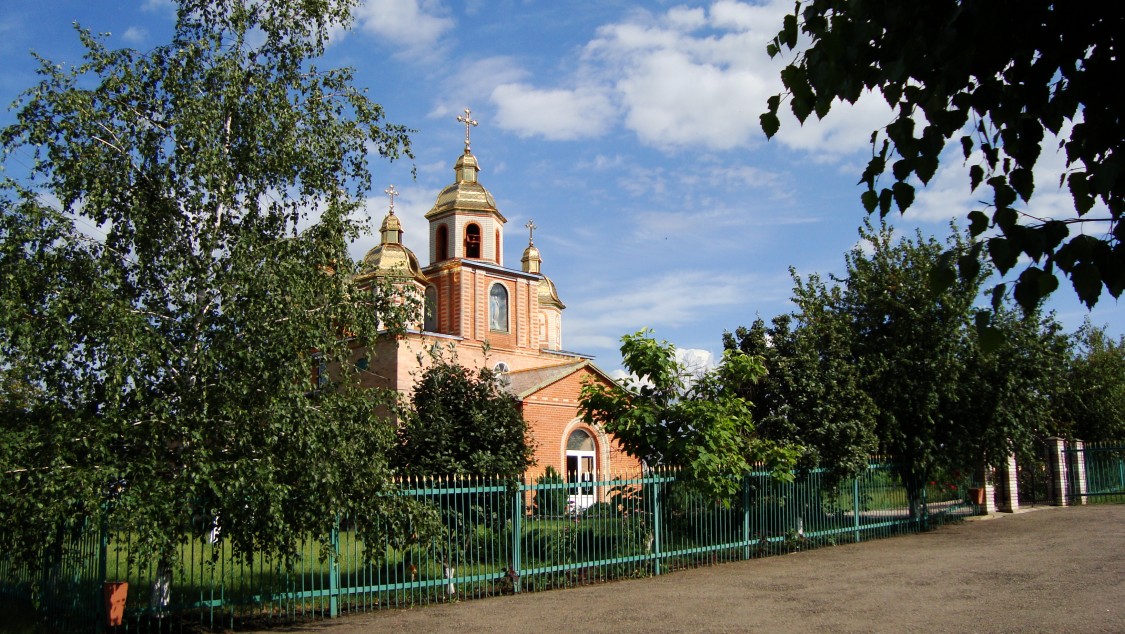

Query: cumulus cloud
[565,269,775,342]
[484,0,887,158]
[354,0,454,58]
[429,56,529,120]
[121,27,148,45]
[491,84,616,140]
[141,0,175,15]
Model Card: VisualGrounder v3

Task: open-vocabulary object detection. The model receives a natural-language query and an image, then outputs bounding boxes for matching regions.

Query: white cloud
[141,0,175,15]
[121,27,148,45]
[429,56,529,121]
[354,0,454,58]
[491,84,616,140]
[492,0,884,156]
[565,269,772,343]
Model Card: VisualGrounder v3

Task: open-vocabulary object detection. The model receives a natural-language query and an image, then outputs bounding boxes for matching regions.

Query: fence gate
[1066,443,1125,505]
[1017,439,1052,507]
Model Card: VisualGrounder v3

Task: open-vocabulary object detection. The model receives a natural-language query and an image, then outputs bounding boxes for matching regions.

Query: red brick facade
[357,144,640,487]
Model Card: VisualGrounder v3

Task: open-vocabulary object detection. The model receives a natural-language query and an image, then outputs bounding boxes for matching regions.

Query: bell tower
[425,109,507,265]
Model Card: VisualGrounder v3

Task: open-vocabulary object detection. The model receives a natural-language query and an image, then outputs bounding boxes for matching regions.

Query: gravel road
[263,505,1125,634]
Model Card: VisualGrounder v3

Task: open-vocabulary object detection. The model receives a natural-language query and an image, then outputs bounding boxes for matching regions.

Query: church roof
[506,359,615,400]
[358,242,425,281]
[538,275,565,309]
[424,150,508,222]
[356,207,426,285]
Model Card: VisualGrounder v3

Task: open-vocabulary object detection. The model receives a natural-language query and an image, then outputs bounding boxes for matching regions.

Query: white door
[566,428,598,511]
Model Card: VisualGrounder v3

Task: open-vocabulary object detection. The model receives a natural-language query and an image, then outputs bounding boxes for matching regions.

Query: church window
[566,429,597,508]
[489,283,508,332]
[495,229,501,263]
[465,223,482,259]
[424,286,437,332]
[435,225,448,261]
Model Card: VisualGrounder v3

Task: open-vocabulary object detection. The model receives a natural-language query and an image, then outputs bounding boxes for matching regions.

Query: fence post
[651,475,662,576]
[920,481,929,531]
[742,476,751,560]
[1072,440,1088,505]
[995,454,1019,512]
[853,474,861,544]
[510,478,523,593]
[1047,437,1069,506]
[328,520,339,618]
[95,508,109,634]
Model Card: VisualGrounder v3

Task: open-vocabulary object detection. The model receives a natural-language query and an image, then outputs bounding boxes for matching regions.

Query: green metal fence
[1068,442,1125,504]
[1,463,979,632]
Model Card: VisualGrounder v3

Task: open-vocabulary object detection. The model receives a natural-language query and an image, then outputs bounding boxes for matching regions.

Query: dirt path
[269,506,1125,633]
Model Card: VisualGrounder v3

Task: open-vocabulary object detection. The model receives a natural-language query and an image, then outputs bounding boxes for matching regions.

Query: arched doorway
[566,428,597,511]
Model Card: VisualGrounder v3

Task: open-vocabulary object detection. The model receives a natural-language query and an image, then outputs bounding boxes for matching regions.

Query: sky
[1,0,1120,375]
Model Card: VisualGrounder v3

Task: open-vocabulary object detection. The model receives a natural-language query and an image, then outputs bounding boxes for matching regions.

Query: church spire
[453,108,481,184]
[456,108,478,153]
[521,219,542,274]
[379,184,403,244]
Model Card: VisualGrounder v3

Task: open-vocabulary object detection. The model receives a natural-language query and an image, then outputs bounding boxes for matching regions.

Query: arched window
[489,283,508,332]
[465,223,481,259]
[435,225,448,262]
[423,286,437,332]
[566,429,597,508]
[495,229,501,263]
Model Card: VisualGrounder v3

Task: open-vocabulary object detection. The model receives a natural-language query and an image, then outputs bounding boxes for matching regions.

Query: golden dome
[424,151,507,222]
[380,211,402,233]
[538,275,564,309]
[357,242,426,285]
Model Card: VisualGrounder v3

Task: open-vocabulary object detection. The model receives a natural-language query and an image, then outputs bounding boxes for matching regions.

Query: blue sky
[2,0,1120,374]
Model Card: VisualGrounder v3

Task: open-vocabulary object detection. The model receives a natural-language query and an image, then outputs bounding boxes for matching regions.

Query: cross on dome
[384,184,398,213]
[456,108,478,152]
[525,219,537,245]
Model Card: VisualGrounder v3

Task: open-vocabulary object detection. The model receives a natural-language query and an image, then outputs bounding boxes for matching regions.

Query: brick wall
[522,367,643,482]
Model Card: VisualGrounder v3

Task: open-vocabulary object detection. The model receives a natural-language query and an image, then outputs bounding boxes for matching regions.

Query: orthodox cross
[384,184,398,213]
[525,219,537,245]
[457,108,478,151]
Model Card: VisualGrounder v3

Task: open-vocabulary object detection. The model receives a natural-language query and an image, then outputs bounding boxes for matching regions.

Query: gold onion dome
[357,205,426,285]
[425,150,506,221]
[538,275,564,309]
[380,211,402,233]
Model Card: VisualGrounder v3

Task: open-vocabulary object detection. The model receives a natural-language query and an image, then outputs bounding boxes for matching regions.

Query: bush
[532,467,568,517]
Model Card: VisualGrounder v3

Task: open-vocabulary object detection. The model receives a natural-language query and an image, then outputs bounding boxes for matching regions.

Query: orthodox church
[355,110,640,497]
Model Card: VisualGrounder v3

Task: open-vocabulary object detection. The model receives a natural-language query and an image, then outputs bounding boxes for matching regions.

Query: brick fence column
[1047,437,1069,506]
[1072,439,1088,505]
[995,454,1019,513]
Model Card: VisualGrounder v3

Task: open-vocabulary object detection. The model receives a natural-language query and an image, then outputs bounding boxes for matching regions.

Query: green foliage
[532,466,569,517]
[840,222,983,508]
[723,306,877,485]
[579,329,800,502]
[947,308,1071,468]
[0,0,433,569]
[764,1,1123,311]
[393,348,535,477]
[1054,322,1125,441]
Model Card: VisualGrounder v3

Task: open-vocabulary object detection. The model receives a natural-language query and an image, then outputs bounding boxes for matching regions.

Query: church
[354,110,641,500]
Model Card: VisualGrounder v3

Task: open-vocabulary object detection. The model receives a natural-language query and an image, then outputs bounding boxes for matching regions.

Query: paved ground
[267,505,1125,633]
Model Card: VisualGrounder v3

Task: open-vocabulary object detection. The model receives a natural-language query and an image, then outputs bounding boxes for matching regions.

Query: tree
[763,1,1123,313]
[1054,322,1125,441]
[947,308,1071,468]
[393,350,535,477]
[834,222,983,514]
[0,0,431,568]
[723,293,878,485]
[579,329,800,501]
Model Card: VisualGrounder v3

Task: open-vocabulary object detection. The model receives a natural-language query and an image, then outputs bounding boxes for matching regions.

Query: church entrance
[566,429,597,511]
